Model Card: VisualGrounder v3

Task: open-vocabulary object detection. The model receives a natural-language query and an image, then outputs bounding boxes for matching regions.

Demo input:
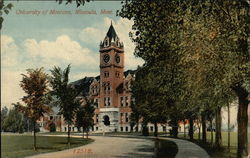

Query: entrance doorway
[103,115,110,126]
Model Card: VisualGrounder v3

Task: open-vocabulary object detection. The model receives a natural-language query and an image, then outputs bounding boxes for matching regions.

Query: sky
[1,1,144,109]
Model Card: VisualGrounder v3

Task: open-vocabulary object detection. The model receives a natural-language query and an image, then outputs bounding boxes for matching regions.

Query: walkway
[27,136,155,158]
[161,137,210,158]
[27,135,210,158]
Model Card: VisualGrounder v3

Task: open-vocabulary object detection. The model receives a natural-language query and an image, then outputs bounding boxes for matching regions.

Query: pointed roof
[106,22,118,40]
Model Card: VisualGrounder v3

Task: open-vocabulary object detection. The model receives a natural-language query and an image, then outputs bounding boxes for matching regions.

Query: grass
[1,134,94,158]
[178,132,250,158]
[37,132,80,135]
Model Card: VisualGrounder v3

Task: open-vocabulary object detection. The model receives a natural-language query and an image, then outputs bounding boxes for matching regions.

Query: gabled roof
[124,70,136,77]
[71,76,99,96]
[71,70,136,96]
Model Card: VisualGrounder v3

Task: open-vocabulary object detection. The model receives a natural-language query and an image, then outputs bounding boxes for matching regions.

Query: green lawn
[1,134,94,158]
[178,132,250,158]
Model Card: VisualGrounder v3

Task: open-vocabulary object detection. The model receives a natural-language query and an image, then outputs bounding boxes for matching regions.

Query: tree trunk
[201,113,206,143]
[154,122,158,137]
[236,89,248,158]
[82,128,84,139]
[33,120,36,150]
[189,118,194,140]
[184,120,186,139]
[198,118,201,140]
[136,120,139,132]
[172,120,178,138]
[215,106,222,148]
[228,103,230,152]
[210,119,213,145]
[67,124,70,146]
[86,131,89,139]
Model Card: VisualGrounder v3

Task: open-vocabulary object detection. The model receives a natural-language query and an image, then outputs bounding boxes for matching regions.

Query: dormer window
[116,37,119,47]
[104,38,109,47]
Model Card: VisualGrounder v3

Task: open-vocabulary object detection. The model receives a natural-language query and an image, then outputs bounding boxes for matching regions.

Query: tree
[2,107,24,133]
[120,1,249,157]
[180,1,249,156]
[14,68,50,150]
[57,0,90,7]
[50,65,80,146]
[132,65,170,137]
[0,0,13,30]
[1,106,8,131]
[75,96,95,139]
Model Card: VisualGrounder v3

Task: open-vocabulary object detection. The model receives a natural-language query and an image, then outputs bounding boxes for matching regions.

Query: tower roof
[106,22,118,40]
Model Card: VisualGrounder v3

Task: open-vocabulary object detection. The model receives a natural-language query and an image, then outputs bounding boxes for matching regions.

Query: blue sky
[1,1,143,108]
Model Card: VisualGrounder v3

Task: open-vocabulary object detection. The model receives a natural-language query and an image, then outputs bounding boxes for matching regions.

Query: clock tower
[98,22,124,131]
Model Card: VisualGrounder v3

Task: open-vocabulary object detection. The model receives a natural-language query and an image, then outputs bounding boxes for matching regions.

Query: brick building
[38,23,170,133]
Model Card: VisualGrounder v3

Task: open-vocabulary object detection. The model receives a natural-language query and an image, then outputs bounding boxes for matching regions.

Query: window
[103,82,106,92]
[65,127,67,132]
[120,97,124,107]
[96,127,98,131]
[96,114,99,123]
[125,82,129,89]
[125,96,129,106]
[163,126,166,132]
[115,71,120,78]
[72,127,74,132]
[125,113,129,122]
[120,127,123,132]
[107,83,111,92]
[104,82,111,93]
[116,39,119,47]
[104,38,109,47]
[150,126,154,131]
[104,97,111,106]
[126,126,128,132]
[108,97,111,106]
[95,99,99,108]
[104,71,109,78]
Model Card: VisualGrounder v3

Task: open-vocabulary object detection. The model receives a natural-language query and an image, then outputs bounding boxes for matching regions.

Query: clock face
[115,54,120,64]
[103,54,110,63]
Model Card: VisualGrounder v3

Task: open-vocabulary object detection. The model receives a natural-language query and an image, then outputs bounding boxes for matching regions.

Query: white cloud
[1,35,20,67]
[23,35,98,67]
[1,70,24,109]
[80,27,105,46]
